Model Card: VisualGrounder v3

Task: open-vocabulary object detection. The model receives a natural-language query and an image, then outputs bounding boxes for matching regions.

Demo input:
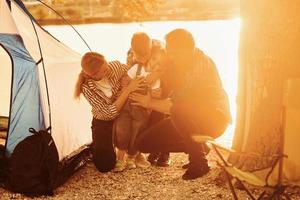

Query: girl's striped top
[82,61,128,121]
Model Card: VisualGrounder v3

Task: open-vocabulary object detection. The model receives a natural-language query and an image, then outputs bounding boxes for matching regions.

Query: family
[74,28,231,180]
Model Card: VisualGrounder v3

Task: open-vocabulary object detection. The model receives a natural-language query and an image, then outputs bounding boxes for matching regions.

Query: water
[45,19,240,147]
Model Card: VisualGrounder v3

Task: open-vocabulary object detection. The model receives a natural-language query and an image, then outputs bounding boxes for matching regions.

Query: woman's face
[85,61,109,81]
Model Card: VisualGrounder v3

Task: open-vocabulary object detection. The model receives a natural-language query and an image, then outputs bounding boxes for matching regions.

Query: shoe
[182,145,210,169]
[126,158,136,169]
[113,160,126,172]
[147,153,160,165]
[156,152,171,167]
[182,162,210,180]
[135,153,151,168]
[182,163,189,169]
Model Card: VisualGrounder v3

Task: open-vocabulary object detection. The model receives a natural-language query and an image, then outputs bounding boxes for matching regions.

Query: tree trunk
[230,0,300,171]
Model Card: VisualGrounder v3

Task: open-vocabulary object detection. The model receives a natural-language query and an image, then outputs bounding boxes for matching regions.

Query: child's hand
[146,72,161,85]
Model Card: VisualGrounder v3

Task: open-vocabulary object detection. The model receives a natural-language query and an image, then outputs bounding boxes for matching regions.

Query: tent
[0,0,92,184]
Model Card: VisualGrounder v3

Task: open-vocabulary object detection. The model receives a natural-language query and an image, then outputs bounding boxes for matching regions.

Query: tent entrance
[0,44,12,151]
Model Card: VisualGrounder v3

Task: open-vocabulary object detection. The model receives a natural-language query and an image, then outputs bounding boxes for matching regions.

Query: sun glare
[45,18,241,147]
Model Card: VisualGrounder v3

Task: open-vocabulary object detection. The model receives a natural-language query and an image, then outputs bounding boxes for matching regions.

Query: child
[113,32,165,171]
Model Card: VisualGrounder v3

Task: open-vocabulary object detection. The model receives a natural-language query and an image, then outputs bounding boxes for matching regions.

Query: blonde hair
[74,52,105,99]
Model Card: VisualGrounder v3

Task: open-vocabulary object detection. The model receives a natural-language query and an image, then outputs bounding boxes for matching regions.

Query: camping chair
[192,79,300,200]
[192,135,289,200]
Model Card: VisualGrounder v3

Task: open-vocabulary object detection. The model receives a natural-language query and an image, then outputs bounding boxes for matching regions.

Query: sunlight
[45,19,240,147]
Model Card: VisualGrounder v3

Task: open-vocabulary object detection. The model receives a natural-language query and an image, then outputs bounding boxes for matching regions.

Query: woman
[74,52,144,172]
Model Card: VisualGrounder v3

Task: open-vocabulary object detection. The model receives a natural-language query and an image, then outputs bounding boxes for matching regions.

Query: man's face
[166,43,194,68]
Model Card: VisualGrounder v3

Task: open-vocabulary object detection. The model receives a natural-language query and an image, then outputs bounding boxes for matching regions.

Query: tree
[111,0,163,21]
[230,0,300,171]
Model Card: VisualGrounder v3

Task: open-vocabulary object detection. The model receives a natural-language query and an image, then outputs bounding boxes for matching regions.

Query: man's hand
[130,93,172,114]
[151,88,162,98]
[129,92,151,108]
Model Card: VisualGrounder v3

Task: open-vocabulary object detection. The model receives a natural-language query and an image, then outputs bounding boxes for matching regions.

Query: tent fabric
[0,34,45,157]
[0,0,18,34]
[9,1,92,160]
[0,0,92,161]
[0,45,12,117]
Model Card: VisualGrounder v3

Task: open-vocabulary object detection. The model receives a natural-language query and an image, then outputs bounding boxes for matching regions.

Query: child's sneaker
[135,153,151,168]
[113,160,126,172]
[126,158,136,169]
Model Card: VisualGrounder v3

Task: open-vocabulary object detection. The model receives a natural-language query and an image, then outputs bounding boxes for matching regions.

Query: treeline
[24,0,239,25]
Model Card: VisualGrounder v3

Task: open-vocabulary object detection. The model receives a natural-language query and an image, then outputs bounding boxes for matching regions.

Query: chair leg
[257,191,267,200]
[236,179,256,200]
[223,168,239,200]
[266,186,287,200]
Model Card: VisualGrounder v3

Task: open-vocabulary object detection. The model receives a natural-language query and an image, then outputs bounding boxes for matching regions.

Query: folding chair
[192,135,290,200]
[192,78,300,200]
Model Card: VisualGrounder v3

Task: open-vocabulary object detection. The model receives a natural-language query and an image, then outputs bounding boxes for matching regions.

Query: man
[130,29,231,180]
[126,32,171,167]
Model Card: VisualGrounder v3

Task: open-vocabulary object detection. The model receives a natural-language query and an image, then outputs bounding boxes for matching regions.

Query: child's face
[133,43,152,65]
[133,50,151,65]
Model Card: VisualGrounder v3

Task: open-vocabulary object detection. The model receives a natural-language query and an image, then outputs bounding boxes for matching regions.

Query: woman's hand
[129,92,151,108]
[126,77,146,93]
[120,75,131,88]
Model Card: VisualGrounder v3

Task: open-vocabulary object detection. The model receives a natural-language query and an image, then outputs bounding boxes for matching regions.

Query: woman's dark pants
[91,118,116,172]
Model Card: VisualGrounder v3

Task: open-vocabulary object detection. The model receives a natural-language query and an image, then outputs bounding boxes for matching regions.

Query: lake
[45,19,240,147]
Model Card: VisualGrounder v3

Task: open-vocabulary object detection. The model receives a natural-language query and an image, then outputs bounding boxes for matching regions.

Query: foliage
[111,0,163,21]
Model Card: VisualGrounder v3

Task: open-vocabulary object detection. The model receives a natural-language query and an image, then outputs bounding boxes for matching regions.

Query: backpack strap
[28,128,38,135]
[29,126,51,135]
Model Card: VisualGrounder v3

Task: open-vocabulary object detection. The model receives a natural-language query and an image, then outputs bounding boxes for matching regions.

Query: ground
[1,153,300,200]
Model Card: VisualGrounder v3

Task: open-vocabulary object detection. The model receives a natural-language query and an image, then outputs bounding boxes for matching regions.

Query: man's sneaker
[135,153,151,168]
[182,163,210,180]
[126,158,136,169]
[182,144,210,169]
[147,153,160,165]
[156,152,171,167]
[113,160,126,172]
[182,163,189,169]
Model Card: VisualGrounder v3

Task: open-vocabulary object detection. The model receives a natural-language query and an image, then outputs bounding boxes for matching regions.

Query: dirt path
[1,153,300,200]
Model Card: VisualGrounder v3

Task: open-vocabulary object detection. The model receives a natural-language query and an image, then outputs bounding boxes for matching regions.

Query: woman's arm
[82,77,145,120]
